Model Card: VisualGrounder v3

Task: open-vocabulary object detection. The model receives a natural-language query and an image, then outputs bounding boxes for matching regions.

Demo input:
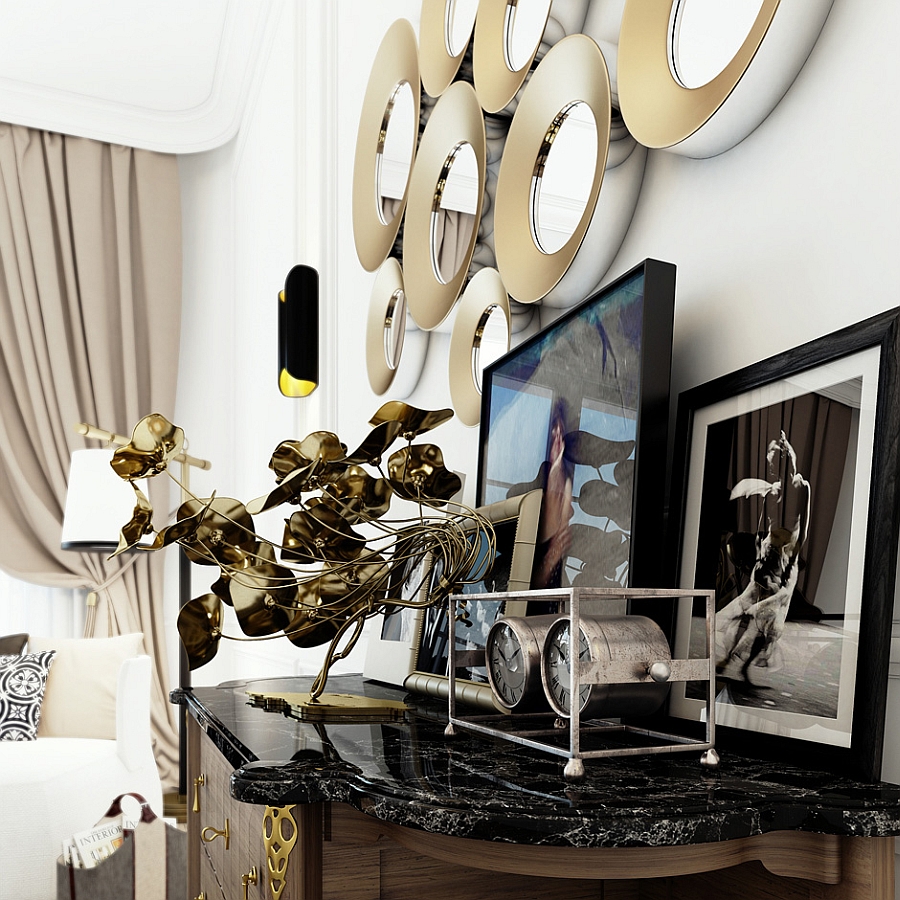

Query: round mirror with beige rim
[420,0,479,98]
[403,80,486,331]
[366,257,430,397]
[617,0,835,158]
[474,0,552,114]
[494,34,610,304]
[353,19,421,272]
[448,267,510,427]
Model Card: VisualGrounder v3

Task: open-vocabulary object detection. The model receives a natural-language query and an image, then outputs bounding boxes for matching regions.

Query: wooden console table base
[284,802,891,900]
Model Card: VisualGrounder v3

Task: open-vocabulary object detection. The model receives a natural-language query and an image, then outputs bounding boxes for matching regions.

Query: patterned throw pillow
[0,651,56,741]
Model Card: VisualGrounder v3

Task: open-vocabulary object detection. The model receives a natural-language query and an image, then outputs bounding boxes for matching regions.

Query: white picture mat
[670,347,880,748]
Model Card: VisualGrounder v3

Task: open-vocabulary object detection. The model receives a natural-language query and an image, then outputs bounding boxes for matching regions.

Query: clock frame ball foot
[564,758,586,782]
[701,749,720,768]
[444,722,457,737]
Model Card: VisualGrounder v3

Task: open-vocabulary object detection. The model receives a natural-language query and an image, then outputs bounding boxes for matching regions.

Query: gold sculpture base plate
[247,690,411,723]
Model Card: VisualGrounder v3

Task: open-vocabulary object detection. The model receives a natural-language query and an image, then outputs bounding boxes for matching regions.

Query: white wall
[177,0,900,824]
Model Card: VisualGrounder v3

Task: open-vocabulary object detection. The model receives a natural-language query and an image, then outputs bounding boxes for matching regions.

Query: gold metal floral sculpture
[108,404,493,704]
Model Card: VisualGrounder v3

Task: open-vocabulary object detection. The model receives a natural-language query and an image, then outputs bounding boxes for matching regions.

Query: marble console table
[176,675,900,900]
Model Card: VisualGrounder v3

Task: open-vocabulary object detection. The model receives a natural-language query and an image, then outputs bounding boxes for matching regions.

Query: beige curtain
[0,124,181,790]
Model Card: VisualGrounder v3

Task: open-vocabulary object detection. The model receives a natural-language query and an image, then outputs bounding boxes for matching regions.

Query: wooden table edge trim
[334,807,843,884]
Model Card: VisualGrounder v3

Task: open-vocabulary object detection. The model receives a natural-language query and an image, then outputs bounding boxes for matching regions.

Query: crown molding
[0,0,280,153]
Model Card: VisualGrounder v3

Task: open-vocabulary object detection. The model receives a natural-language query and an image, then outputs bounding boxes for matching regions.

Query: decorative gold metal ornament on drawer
[264,806,298,900]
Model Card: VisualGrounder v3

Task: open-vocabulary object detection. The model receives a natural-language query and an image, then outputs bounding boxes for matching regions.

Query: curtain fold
[0,124,182,790]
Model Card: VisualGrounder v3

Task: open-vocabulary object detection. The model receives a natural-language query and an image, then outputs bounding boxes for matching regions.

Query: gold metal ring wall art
[352,18,420,272]
[473,0,552,114]
[419,0,478,98]
[366,257,430,398]
[617,0,835,158]
[448,267,510,427]
[493,33,610,305]
[403,80,486,331]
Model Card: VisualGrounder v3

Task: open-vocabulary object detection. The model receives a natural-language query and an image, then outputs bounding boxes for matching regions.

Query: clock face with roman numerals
[542,619,592,716]
[486,621,527,708]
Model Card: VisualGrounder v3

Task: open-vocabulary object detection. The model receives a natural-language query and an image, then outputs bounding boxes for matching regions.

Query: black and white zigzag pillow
[0,651,56,741]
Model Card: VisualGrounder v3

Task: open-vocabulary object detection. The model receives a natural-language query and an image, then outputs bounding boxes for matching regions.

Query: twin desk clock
[485,612,672,719]
[446,587,719,780]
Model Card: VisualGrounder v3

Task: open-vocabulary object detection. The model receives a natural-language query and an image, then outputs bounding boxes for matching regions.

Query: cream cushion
[28,633,144,739]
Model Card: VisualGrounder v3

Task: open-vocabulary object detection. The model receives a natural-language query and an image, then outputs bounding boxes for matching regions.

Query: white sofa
[0,652,163,900]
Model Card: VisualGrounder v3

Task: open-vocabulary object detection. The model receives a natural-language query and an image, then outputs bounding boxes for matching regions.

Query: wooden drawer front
[198,730,235,883]
[199,839,226,900]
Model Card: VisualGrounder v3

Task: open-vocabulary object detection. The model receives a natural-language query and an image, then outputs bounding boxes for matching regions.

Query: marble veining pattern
[172,675,900,848]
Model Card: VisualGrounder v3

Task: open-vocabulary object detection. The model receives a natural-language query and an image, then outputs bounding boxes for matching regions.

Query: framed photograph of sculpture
[400,490,542,704]
[665,308,900,780]
[362,535,433,689]
[476,259,676,598]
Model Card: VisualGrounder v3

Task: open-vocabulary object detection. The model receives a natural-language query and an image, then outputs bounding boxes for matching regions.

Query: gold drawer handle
[192,773,206,814]
[201,819,230,850]
[194,894,207,900]
[242,866,258,900]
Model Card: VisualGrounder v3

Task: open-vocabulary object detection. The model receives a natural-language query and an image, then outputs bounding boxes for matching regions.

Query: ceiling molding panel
[0,0,281,153]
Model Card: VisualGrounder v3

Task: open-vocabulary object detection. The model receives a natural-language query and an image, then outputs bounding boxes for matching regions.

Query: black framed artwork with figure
[664,308,900,781]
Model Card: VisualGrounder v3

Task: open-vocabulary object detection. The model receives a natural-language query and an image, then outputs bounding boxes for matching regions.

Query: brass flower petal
[111,413,185,480]
[270,433,347,483]
[282,506,366,563]
[246,463,317,515]
[343,420,403,465]
[387,444,461,502]
[369,402,454,440]
[212,541,277,608]
[177,594,223,670]
[285,571,351,648]
[284,607,345,649]
[323,466,393,523]
[176,497,256,566]
[109,482,154,558]
[230,565,296,637]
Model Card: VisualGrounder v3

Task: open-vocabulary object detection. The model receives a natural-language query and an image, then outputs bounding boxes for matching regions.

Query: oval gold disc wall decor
[366,257,407,395]
[618,0,834,158]
[419,0,478,98]
[473,0,552,114]
[403,80,486,331]
[352,18,421,272]
[448,267,510,427]
[493,34,611,305]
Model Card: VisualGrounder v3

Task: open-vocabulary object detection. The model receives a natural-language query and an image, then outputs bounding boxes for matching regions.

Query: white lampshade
[61,448,146,552]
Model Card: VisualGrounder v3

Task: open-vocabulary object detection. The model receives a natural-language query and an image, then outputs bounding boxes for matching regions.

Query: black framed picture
[363,491,541,696]
[665,308,900,780]
[476,259,676,595]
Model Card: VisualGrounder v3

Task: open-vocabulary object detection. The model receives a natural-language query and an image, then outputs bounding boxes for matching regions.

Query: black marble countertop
[174,675,900,849]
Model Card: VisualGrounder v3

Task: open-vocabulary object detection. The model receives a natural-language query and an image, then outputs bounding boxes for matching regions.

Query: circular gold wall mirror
[383,287,407,370]
[669,0,767,88]
[474,0,552,114]
[404,80,486,331]
[471,303,510,389]
[617,0,835,157]
[431,141,479,285]
[506,0,553,70]
[366,258,430,397]
[421,0,477,97]
[530,100,598,256]
[353,19,421,272]
[448,267,510,426]
[446,0,479,56]
[494,34,610,304]
[377,81,417,226]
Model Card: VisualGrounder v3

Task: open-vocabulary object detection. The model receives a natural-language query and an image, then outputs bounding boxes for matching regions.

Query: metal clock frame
[445,586,718,781]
